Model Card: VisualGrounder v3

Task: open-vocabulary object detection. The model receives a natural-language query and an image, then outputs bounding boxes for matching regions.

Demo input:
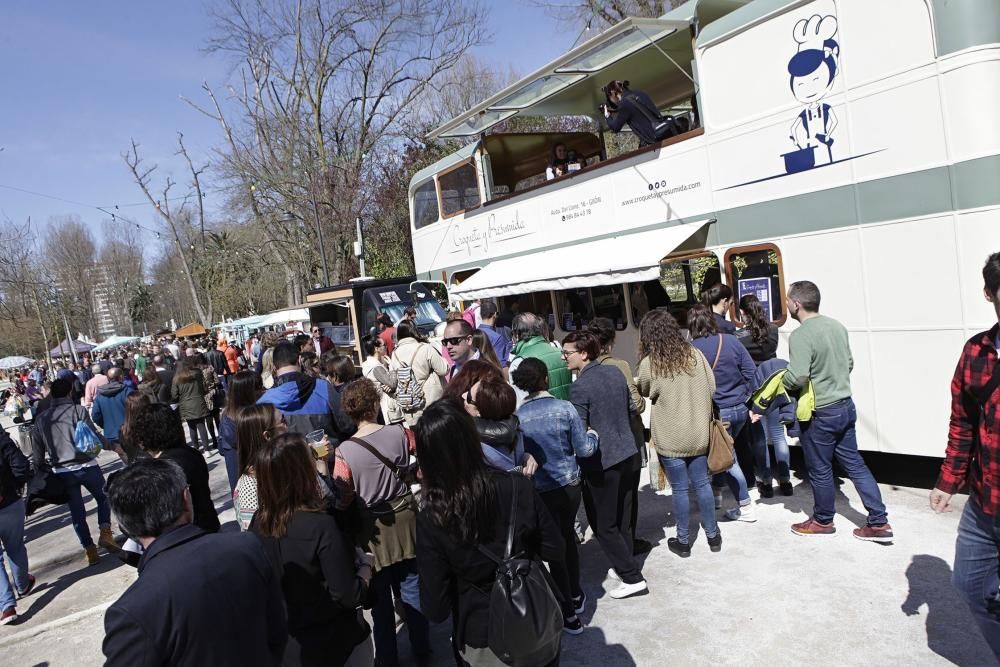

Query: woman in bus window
[688,304,758,523]
[602,80,674,147]
[736,295,793,498]
[546,143,570,180]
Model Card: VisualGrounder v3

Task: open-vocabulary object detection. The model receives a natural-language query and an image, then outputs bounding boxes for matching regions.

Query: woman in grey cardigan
[563,330,647,600]
[637,310,720,558]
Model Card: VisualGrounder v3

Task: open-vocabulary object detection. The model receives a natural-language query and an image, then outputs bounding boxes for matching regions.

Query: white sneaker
[725,502,758,523]
[608,579,648,599]
[606,567,621,583]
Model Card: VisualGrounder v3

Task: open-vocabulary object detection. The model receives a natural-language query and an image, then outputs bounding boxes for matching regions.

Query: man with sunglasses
[310,325,333,355]
[442,319,477,382]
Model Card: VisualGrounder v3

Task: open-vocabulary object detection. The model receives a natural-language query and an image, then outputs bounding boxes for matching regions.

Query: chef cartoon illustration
[787,14,840,168]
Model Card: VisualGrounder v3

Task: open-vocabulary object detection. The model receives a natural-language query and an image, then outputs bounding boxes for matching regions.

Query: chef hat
[793,14,838,53]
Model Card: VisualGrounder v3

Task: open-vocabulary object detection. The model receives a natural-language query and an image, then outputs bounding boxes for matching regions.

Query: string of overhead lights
[0,181,206,240]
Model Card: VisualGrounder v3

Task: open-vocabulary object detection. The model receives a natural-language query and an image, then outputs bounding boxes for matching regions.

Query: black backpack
[478,476,563,666]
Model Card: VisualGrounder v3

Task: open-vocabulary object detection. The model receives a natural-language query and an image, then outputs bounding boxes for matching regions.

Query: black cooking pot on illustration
[781,145,815,174]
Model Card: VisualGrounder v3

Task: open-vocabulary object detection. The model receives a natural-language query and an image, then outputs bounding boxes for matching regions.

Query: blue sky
[0,0,569,242]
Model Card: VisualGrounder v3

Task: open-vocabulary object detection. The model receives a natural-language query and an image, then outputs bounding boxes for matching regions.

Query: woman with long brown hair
[233,403,286,531]
[170,358,217,451]
[119,392,152,463]
[218,370,262,492]
[441,359,503,402]
[637,309,720,558]
[469,329,502,369]
[251,432,374,667]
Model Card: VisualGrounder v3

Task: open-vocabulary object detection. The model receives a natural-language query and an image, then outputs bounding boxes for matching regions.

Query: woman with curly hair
[637,309,720,558]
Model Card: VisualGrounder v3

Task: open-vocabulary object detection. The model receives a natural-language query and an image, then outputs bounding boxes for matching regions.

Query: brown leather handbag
[705,334,736,475]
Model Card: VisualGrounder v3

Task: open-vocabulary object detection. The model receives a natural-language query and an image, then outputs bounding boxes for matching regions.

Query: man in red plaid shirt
[931,252,1000,660]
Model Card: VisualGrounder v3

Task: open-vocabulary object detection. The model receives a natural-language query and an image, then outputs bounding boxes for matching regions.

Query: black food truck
[305,276,448,369]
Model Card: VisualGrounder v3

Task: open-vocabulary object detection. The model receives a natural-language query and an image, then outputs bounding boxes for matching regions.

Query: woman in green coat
[171,358,218,451]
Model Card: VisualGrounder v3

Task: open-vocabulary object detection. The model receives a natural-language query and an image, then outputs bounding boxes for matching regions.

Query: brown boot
[98,526,121,553]
[85,545,100,566]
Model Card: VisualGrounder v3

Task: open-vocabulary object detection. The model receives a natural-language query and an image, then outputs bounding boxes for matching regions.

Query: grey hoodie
[31,398,108,468]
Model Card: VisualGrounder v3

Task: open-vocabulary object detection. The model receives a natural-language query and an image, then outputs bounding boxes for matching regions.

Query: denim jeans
[750,410,791,483]
[952,497,1000,660]
[798,398,887,525]
[0,499,29,611]
[57,464,112,548]
[371,559,430,664]
[713,405,750,504]
[660,455,719,544]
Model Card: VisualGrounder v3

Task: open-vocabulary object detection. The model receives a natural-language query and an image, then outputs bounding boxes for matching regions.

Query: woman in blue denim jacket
[514,358,598,633]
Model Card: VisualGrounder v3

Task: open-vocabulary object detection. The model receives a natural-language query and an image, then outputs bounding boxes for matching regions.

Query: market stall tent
[174,322,208,338]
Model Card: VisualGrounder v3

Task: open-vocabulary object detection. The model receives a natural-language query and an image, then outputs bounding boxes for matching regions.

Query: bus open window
[438,162,481,218]
[497,292,553,329]
[591,285,627,330]
[629,279,671,327]
[657,253,722,324]
[724,244,787,325]
[557,288,594,332]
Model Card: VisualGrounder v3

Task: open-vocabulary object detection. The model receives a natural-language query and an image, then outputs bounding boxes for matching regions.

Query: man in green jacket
[509,312,571,405]
[783,280,892,542]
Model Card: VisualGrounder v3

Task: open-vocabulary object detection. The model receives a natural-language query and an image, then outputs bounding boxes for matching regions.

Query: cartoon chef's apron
[799,103,834,164]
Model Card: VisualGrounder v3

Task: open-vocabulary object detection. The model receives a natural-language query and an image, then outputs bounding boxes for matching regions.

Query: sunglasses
[464,389,477,406]
[442,336,470,346]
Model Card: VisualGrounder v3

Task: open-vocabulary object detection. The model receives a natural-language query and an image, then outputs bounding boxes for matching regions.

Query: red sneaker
[853,523,894,543]
[791,517,836,536]
[0,606,17,625]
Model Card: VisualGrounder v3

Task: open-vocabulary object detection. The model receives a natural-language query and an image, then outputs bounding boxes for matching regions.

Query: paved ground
[0,429,996,666]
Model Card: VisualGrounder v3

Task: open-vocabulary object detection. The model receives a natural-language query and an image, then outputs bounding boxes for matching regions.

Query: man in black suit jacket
[102,459,286,666]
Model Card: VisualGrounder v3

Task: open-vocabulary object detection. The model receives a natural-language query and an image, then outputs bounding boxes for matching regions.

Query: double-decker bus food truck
[407,0,1000,458]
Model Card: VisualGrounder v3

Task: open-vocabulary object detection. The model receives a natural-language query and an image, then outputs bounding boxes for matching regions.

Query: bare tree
[42,215,100,339]
[123,136,214,326]
[188,0,489,295]
[529,0,683,31]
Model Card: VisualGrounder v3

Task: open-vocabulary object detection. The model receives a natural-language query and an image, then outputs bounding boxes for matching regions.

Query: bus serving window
[412,179,439,229]
[498,292,553,330]
[591,285,626,330]
[438,162,481,218]
[556,286,626,332]
[724,244,786,324]
[631,253,721,328]
[557,288,594,332]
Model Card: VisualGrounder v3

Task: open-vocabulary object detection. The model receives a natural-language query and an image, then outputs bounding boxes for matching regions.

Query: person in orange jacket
[218,338,240,375]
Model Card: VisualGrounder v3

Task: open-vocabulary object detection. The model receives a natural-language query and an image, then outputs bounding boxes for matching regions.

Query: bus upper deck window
[724,244,787,325]
[438,162,481,218]
[412,179,439,229]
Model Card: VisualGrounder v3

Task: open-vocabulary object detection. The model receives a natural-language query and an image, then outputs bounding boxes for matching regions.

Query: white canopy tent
[91,335,140,353]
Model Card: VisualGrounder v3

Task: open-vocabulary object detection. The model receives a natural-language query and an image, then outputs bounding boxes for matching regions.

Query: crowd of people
[0,259,998,664]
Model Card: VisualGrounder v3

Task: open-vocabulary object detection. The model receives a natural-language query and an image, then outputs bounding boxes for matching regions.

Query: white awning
[450,221,711,299]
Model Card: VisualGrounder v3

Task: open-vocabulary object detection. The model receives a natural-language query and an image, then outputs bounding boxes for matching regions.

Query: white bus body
[407,0,1000,458]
